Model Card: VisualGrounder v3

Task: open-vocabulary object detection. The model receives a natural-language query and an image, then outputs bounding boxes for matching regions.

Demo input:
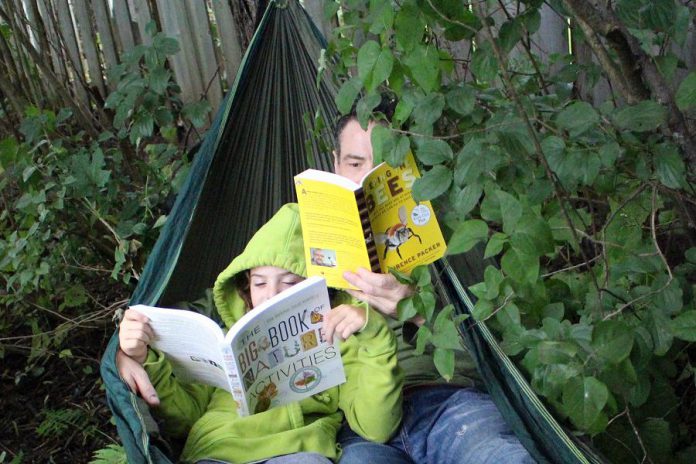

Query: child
[118,203,403,463]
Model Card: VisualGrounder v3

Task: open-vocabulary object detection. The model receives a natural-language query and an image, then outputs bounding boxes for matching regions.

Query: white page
[130,304,230,392]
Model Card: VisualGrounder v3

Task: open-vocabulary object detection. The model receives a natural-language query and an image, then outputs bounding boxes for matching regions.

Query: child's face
[249,266,304,308]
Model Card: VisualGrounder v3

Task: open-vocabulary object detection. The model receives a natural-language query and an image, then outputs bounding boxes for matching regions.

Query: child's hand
[119,309,154,364]
[322,304,366,343]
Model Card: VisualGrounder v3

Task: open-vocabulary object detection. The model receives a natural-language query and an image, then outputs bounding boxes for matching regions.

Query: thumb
[132,369,160,407]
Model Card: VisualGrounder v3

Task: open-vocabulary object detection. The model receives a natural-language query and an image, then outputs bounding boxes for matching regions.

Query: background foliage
[327,0,696,462]
[0,24,210,461]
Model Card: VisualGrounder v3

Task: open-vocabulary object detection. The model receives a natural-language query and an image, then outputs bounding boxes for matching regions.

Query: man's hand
[116,348,160,407]
[119,308,153,364]
[322,304,367,343]
[343,268,414,320]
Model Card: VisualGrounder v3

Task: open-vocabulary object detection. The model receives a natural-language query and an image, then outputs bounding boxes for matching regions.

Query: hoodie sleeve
[143,349,216,438]
[337,302,403,443]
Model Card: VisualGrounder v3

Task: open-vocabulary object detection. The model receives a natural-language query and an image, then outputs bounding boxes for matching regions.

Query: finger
[343,270,376,295]
[132,369,160,407]
[124,308,150,323]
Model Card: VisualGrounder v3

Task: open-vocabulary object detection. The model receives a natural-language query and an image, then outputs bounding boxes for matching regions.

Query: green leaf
[675,72,696,111]
[433,347,455,381]
[654,144,686,189]
[394,2,425,52]
[537,341,579,364]
[411,93,445,127]
[484,232,507,258]
[367,0,395,34]
[671,310,696,342]
[496,190,522,234]
[592,320,634,364]
[416,139,453,165]
[182,100,211,128]
[403,44,440,92]
[397,296,417,321]
[370,124,394,165]
[483,265,504,299]
[357,41,393,92]
[453,183,482,217]
[496,301,521,329]
[335,76,362,115]
[148,66,170,94]
[447,85,476,116]
[556,102,599,136]
[386,135,410,167]
[432,306,463,350]
[562,376,609,431]
[412,165,452,201]
[447,220,488,255]
[501,247,538,284]
[415,325,432,355]
[471,42,498,82]
[614,101,667,132]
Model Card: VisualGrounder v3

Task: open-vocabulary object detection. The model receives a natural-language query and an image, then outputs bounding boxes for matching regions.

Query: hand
[343,268,414,320]
[118,308,154,364]
[116,348,160,407]
[322,304,367,343]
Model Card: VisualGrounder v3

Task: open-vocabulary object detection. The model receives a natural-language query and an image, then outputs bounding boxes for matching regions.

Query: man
[332,110,534,464]
[117,106,534,464]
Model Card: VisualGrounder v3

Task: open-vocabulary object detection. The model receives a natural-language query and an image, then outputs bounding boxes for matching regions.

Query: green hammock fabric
[100,1,606,463]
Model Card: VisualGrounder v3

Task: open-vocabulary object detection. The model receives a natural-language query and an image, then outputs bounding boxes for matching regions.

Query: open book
[130,276,345,417]
[294,153,446,289]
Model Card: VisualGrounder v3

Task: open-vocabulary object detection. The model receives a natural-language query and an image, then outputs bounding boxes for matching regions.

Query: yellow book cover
[294,153,446,289]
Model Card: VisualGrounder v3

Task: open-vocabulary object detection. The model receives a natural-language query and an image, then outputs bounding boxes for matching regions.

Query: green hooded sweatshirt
[143,204,403,463]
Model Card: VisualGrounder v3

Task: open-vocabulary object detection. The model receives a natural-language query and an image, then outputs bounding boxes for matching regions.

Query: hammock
[100,1,605,463]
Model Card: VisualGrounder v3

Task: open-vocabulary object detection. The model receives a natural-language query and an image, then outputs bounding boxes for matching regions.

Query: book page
[363,152,447,274]
[130,305,230,392]
[224,277,346,416]
[295,173,373,289]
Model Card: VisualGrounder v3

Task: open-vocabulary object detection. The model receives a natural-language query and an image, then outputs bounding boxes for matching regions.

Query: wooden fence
[3,0,695,116]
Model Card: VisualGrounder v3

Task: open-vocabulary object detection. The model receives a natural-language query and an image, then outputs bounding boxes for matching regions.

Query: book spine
[356,188,381,273]
[222,345,249,417]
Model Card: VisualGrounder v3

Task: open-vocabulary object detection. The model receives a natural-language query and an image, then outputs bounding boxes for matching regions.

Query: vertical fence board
[127,0,152,44]
[72,0,106,94]
[92,0,119,89]
[54,0,89,101]
[210,0,242,87]
[184,1,222,107]
[111,0,135,55]
[171,2,204,102]
[153,0,198,103]
[36,0,68,83]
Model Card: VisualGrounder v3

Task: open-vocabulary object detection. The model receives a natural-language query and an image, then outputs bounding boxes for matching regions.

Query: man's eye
[349,163,360,168]
[252,282,266,287]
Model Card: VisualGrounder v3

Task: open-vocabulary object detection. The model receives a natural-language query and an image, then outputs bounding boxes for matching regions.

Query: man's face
[334,119,376,184]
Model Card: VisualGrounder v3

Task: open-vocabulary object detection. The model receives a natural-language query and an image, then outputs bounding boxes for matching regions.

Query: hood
[213,203,306,328]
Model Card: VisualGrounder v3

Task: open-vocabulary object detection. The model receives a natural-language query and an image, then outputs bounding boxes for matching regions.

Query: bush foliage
[0,25,210,460]
[327,0,696,462]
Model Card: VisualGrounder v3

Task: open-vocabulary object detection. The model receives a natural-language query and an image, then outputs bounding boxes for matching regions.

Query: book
[129,276,345,417]
[294,152,446,289]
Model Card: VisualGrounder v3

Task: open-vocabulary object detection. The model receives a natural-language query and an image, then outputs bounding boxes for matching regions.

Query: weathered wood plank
[156,0,196,104]
[111,0,136,55]
[91,0,119,89]
[72,0,106,95]
[127,0,152,45]
[210,0,242,87]
[36,0,68,83]
[54,0,89,101]
[184,0,222,107]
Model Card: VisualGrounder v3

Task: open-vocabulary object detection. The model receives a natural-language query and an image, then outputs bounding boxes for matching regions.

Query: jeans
[337,385,535,464]
[197,452,331,464]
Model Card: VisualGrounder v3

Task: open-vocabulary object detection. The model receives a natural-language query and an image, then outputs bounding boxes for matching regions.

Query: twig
[625,407,650,464]
[541,254,601,277]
